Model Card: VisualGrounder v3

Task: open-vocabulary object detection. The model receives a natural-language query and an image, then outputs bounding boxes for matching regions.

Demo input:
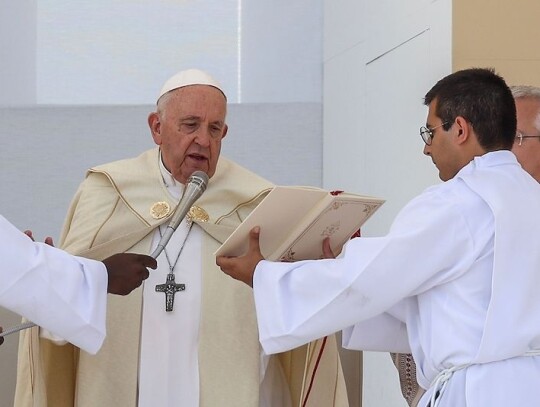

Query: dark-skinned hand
[24,230,54,246]
[102,253,157,295]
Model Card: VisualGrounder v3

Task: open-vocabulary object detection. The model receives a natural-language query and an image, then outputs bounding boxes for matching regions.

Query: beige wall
[453,0,540,86]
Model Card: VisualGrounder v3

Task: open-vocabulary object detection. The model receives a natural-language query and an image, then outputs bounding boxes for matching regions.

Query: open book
[215,185,384,261]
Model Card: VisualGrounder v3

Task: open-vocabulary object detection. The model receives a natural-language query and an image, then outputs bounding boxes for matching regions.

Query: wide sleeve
[0,215,108,354]
[253,189,476,355]
[342,311,410,353]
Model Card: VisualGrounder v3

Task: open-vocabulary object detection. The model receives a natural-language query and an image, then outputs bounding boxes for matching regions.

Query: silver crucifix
[155,273,186,312]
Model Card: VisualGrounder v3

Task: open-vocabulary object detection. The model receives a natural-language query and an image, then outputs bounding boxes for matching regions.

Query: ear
[454,116,471,145]
[221,124,228,140]
[148,112,162,145]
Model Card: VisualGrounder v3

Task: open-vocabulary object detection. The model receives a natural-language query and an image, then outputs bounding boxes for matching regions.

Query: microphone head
[188,171,209,191]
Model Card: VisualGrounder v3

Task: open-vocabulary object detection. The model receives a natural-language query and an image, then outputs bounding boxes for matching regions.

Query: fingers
[141,266,150,281]
[248,226,262,256]
[139,254,157,270]
[216,255,233,274]
[322,237,336,259]
[104,253,154,295]
[23,231,55,246]
[216,227,264,288]
[130,254,153,284]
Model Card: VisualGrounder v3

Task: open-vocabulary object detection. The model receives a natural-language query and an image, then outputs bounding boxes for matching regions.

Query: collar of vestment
[158,149,184,200]
[87,147,273,245]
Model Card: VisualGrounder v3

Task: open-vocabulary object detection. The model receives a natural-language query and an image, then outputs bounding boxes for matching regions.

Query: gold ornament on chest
[188,205,209,222]
[150,201,171,219]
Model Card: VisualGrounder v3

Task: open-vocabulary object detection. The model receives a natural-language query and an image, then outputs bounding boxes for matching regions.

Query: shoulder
[199,156,274,225]
[394,179,492,244]
[90,148,158,178]
[415,178,489,213]
[213,156,273,189]
[81,147,161,196]
[205,155,274,206]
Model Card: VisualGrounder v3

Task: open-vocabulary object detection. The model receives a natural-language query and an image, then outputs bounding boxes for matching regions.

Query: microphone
[151,170,209,259]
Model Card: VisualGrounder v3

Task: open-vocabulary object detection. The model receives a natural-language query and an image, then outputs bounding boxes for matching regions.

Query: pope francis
[15,69,349,407]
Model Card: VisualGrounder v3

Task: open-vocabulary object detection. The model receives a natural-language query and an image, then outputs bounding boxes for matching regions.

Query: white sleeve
[253,190,474,355]
[342,313,410,353]
[0,215,108,354]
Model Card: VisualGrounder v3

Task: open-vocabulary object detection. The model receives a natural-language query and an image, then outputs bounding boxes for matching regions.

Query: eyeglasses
[515,131,540,146]
[419,122,448,146]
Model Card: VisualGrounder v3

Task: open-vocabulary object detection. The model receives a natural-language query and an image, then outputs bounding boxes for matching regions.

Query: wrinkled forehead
[515,97,540,134]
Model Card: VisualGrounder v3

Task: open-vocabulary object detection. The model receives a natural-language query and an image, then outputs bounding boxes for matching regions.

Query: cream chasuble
[16,148,347,407]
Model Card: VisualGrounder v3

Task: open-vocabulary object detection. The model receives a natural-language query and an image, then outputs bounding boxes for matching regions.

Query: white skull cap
[157,69,226,102]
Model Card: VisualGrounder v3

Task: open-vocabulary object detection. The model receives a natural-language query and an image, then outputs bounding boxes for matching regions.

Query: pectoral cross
[155,273,185,312]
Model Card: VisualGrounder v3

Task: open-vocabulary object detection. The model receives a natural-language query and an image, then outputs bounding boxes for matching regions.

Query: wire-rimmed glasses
[419,122,448,146]
[515,131,540,146]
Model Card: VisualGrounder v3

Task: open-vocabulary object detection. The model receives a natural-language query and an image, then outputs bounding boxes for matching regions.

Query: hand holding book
[217,226,264,287]
[215,185,384,262]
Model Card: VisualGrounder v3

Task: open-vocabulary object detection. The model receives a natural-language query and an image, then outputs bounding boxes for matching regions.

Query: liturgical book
[215,185,384,261]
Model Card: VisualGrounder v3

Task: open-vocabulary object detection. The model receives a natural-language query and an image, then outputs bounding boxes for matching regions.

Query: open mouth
[187,153,207,162]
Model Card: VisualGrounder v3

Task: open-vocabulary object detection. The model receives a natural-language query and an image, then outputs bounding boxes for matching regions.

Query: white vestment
[136,159,289,406]
[253,151,540,406]
[0,215,107,354]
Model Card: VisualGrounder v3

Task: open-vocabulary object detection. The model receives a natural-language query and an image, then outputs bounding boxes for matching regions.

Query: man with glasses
[217,68,540,407]
[392,83,540,407]
[511,85,540,182]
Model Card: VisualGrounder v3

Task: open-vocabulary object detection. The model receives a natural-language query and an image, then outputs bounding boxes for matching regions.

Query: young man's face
[423,99,463,181]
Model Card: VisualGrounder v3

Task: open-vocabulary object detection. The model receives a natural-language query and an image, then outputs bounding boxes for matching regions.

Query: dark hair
[424,68,516,150]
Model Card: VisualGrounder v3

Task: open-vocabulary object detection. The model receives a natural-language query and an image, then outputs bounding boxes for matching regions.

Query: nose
[423,144,431,156]
[194,127,211,147]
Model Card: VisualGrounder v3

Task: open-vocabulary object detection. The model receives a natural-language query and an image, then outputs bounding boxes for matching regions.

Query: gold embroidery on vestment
[151,201,171,219]
[188,205,209,222]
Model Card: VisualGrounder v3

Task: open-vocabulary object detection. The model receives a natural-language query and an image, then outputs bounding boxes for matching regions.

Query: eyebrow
[180,115,201,121]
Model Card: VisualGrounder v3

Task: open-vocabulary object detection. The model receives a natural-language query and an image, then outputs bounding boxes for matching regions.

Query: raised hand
[24,230,54,246]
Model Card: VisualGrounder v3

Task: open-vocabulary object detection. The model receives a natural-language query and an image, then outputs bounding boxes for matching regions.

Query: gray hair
[156,91,174,119]
[511,85,540,134]
[510,85,540,100]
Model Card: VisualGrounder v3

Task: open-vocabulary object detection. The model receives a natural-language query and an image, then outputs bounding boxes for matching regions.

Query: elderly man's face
[149,85,228,184]
[512,97,540,182]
